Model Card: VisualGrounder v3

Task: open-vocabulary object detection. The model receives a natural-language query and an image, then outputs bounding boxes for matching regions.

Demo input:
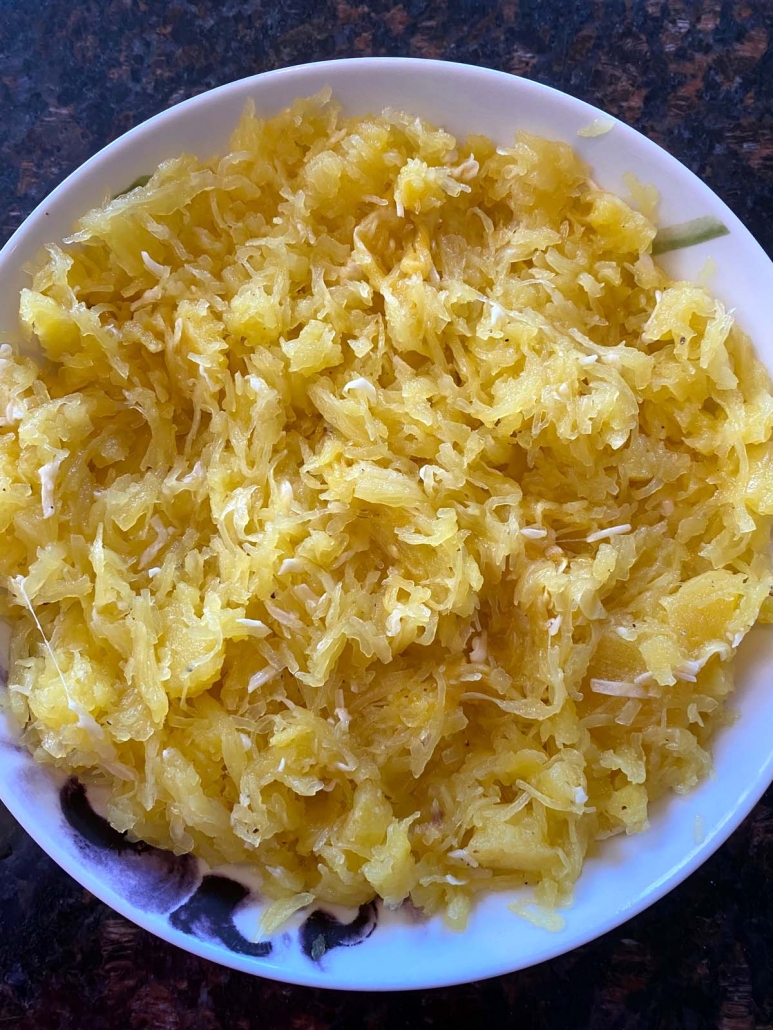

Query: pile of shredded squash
[2,91,773,930]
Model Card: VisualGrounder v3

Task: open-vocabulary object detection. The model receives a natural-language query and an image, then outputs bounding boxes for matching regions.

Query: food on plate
[1,90,771,929]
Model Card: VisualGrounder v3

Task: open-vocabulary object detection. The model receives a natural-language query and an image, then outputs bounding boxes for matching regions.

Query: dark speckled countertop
[1,1,773,1026]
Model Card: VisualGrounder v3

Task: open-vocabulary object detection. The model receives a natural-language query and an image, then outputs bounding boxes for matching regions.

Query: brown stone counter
[1,1,772,1026]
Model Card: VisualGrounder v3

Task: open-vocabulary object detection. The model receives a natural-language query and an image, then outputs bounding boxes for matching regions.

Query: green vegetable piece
[112,174,151,199]
[310,933,327,961]
[652,216,730,256]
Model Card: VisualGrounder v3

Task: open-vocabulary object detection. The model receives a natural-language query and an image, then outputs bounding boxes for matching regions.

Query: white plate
[1,57,772,991]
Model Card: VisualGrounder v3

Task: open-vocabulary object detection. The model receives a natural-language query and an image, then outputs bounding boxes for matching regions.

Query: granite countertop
[1,1,773,1026]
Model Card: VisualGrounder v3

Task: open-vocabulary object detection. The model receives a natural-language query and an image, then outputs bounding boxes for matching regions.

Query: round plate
[1,57,772,991]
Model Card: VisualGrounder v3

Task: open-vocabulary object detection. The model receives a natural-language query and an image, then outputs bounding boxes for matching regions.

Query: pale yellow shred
[622,171,660,220]
[1,90,772,929]
[259,891,315,935]
[577,117,615,138]
[508,899,567,933]
[693,814,706,845]
[698,257,718,287]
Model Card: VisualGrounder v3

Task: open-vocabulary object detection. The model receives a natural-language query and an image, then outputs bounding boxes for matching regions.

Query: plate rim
[1,55,772,991]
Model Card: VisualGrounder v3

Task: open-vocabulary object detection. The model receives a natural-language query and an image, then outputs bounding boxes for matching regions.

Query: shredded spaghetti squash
[2,91,772,929]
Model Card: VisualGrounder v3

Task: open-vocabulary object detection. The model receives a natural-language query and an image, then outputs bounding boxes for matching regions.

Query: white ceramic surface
[1,57,772,992]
